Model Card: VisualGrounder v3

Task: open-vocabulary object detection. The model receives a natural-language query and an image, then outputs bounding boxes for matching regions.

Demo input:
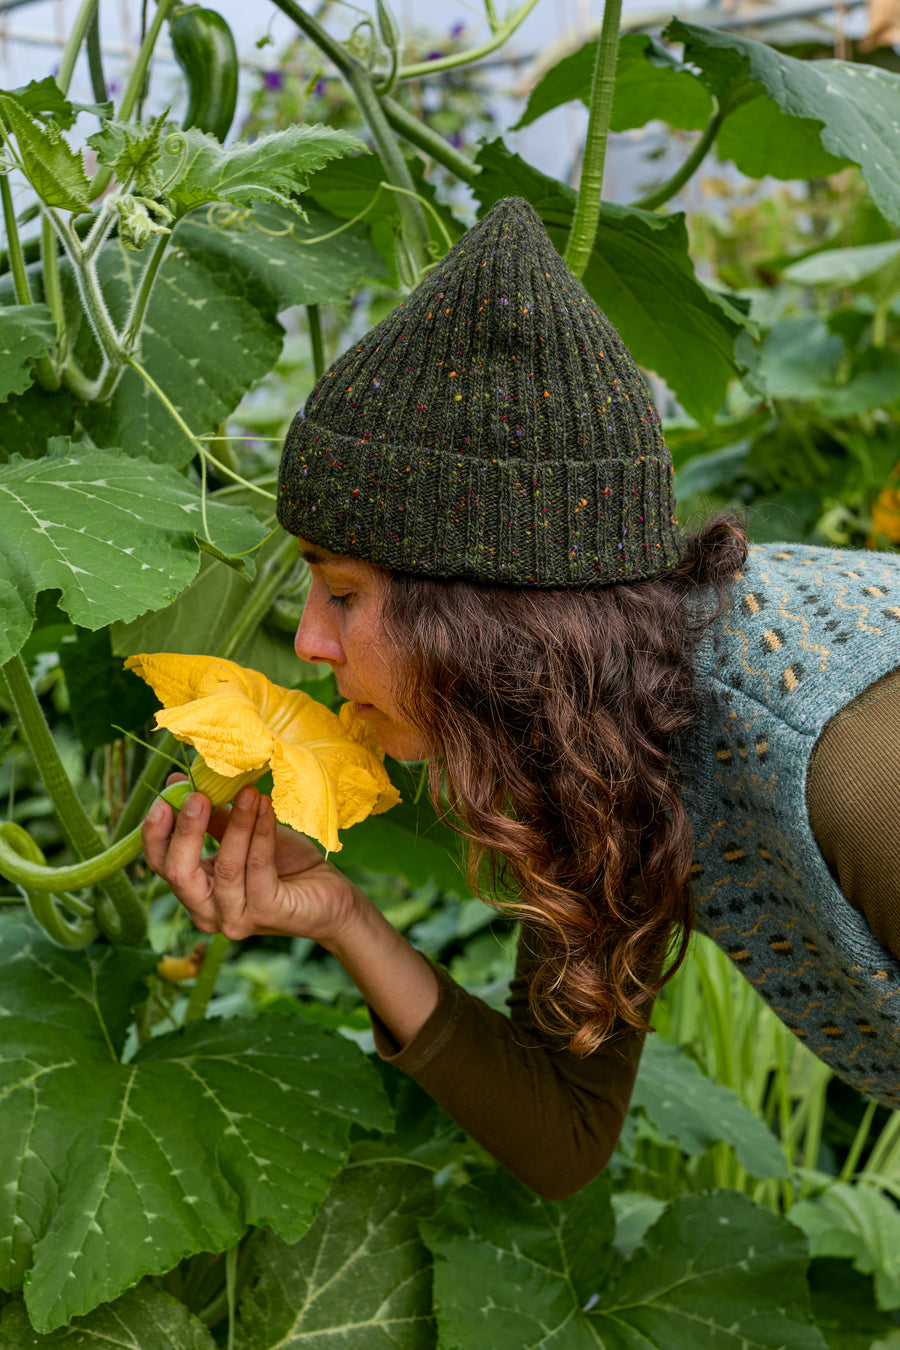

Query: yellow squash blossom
[124,653,401,852]
[870,485,900,546]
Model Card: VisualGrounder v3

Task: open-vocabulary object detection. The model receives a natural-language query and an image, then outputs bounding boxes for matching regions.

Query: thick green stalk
[307,304,325,382]
[381,96,480,185]
[564,0,622,279]
[398,0,541,79]
[56,0,100,95]
[2,652,148,943]
[86,6,109,104]
[121,229,172,352]
[268,0,431,278]
[185,932,231,1021]
[631,107,723,213]
[90,0,180,200]
[1,176,33,304]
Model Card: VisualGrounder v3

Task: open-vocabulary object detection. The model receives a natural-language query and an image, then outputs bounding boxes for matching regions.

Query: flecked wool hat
[277,196,686,587]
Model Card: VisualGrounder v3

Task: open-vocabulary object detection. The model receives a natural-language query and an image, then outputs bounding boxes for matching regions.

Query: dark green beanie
[277,196,686,586]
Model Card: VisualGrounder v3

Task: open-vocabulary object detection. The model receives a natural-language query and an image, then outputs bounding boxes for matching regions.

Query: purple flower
[264,70,284,91]
[449,21,466,37]
[426,50,444,61]
[449,132,463,148]
[314,77,327,96]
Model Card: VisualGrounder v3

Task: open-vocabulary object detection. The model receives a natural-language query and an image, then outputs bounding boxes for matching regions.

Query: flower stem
[564,0,623,279]
[307,303,325,381]
[630,107,723,213]
[184,932,231,1021]
[398,0,541,78]
[121,229,172,353]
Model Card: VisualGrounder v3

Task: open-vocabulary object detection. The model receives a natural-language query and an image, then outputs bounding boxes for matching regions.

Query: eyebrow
[299,545,358,572]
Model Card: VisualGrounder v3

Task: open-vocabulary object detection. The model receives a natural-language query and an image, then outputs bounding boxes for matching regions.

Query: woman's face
[293,537,428,763]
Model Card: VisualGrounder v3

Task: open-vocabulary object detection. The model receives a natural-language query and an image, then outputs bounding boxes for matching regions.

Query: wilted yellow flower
[124,653,401,852]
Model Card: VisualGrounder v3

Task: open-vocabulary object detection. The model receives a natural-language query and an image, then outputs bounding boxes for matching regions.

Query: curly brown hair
[381,512,749,1055]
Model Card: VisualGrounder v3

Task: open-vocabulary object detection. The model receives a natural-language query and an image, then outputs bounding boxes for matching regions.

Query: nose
[294,586,343,667]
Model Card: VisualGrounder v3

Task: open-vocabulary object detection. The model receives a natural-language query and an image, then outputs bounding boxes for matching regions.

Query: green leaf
[667,21,900,220]
[58,627,159,752]
[791,1184,900,1310]
[0,381,75,463]
[0,305,56,403]
[807,1258,900,1350]
[86,114,172,195]
[0,439,267,664]
[175,200,389,311]
[156,124,366,220]
[474,141,747,423]
[9,76,78,129]
[234,1164,435,1349]
[73,236,283,468]
[0,94,92,211]
[424,1176,825,1349]
[515,34,712,133]
[630,1035,789,1178]
[0,913,393,1333]
[752,315,845,401]
[783,239,900,297]
[0,1283,217,1348]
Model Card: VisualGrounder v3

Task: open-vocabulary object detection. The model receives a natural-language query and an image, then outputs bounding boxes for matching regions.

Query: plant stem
[398,0,540,78]
[56,0,100,96]
[111,731,183,843]
[121,229,172,352]
[381,96,480,185]
[1,176,33,304]
[185,932,231,1021]
[86,6,109,104]
[90,0,180,200]
[631,108,723,213]
[268,0,431,278]
[839,1098,878,1182]
[220,536,299,660]
[48,209,122,393]
[307,304,325,381]
[564,0,622,279]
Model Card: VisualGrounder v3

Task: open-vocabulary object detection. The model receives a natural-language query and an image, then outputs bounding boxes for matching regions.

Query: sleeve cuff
[368,958,466,1074]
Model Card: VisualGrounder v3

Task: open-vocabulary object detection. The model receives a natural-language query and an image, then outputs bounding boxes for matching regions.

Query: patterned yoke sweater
[677,542,900,1107]
[374,542,900,1198]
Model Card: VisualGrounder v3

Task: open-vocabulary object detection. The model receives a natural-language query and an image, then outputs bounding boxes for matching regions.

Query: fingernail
[147,799,166,824]
[184,794,204,816]
[237,788,256,810]
[257,795,269,816]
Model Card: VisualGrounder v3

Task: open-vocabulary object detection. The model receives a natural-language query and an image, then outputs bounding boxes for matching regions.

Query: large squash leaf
[234,1164,435,1349]
[0,914,392,1333]
[423,1173,827,1349]
[0,1284,216,1349]
[667,21,900,221]
[0,440,267,664]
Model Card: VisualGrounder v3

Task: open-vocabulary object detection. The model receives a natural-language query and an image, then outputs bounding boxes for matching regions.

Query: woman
[143,198,900,1199]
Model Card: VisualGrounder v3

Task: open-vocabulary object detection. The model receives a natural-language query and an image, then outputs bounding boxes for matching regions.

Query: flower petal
[270,740,342,852]
[154,694,274,775]
[124,652,260,707]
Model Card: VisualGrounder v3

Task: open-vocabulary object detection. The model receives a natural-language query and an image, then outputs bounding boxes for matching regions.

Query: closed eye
[326,592,353,609]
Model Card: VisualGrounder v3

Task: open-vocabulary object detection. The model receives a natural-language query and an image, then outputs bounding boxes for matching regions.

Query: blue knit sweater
[675,542,900,1107]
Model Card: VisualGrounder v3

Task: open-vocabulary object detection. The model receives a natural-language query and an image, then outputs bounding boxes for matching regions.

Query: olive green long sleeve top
[372,668,900,1200]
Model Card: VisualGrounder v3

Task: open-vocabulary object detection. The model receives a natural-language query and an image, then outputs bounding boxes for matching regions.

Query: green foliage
[3,3,900,1344]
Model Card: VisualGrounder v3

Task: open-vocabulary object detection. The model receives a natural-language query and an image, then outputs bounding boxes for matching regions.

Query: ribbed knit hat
[277,196,686,586]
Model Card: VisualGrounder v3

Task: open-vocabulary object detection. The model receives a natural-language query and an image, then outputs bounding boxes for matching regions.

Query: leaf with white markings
[630,1034,789,1178]
[235,1164,435,1349]
[154,124,365,220]
[0,913,393,1333]
[0,1283,216,1348]
[0,305,56,403]
[423,1174,827,1350]
[0,439,267,665]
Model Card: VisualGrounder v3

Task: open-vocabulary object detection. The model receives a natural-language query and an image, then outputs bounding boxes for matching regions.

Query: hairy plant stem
[2,653,147,943]
[381,96,480,185]
[631,107,723,213]
[121,229,172,351]
[48,208,124,397]
[398,0,540,78]
[185,932,231,1021]
[268,0,431,279]
[564,0,622,278]
[56,0,100,95]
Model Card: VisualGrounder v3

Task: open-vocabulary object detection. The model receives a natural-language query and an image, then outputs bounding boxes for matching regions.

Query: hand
[141,777,361,945]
